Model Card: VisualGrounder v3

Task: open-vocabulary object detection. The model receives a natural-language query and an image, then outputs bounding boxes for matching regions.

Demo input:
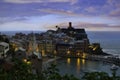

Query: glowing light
[67,50,70,55]
[77,53,80,56]
[93,47,97,51]
[23,59,31,65]
[29,47,32,50]
[77,58,80,66]
[12,43,16,48]
[54,50,57,55]
[15,47,18,51]
[76,58,80,73]
[27,61,31,65]
[42,50,45,56]
[82,59,85,64]
[36,47,39,52]
[82,53,86,58]
[23,59,27,62]
[64,40,68,42]
[67,58,71,64]
[89,45,93,48]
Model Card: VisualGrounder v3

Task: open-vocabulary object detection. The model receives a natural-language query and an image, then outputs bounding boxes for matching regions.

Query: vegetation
[0,35,9,43]
[82,72,120,80]
[0,58,36,80]
[0,58,120,80]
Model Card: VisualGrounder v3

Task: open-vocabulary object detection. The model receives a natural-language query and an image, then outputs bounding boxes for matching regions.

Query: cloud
[107,0,120,6]
[67,22,120,31]
[38,8,83,16]
[0,0,120,31]
[0,17,27,24]
[109,9,120,17]
[105,0,120,10]
[0,15,67,31]
[70,0,78,5]
[75,22,120,31]
[0,16,120,31]
[0,20,43,31]
[57,22,120,31]
[2,0,120,19]
[3,0,77,4]
[85,7,96,13]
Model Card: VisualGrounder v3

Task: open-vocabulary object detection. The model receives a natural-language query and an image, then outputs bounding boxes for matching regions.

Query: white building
[0,42,9,58]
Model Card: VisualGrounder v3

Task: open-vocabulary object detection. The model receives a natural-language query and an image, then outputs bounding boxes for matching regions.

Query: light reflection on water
[67,58,71,65]
[55,58,120,78]
[76,58,80,74]
[82,59,85,64]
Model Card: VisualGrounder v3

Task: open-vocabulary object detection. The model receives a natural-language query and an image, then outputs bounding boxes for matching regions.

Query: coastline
[42,51,120,72]
[42,56,61,69]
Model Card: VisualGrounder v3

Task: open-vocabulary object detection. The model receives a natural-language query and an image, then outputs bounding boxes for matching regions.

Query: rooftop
[0,42,9,47]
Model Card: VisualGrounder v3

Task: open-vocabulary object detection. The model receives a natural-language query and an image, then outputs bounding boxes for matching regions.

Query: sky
[0,0,120,31]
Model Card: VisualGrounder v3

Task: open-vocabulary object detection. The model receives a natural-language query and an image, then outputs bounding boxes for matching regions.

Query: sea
[1,31,120,78]
[87,31,120,57]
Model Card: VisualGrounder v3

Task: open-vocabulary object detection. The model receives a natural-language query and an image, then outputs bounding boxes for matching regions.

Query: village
[0,22,120,76]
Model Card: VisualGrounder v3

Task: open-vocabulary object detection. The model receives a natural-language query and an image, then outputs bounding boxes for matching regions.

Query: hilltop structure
[55,22,89,56]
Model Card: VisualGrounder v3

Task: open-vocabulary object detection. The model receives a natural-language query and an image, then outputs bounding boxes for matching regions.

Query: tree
[0,58,37,80]
[42,64,62,80]
[82,71,120,80]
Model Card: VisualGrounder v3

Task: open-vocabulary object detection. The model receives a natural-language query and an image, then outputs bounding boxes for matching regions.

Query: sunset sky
[0,0,120,31]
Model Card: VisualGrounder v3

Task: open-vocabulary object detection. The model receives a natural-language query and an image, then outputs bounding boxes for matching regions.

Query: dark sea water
[55,58,120,78]
[1,31,120,78]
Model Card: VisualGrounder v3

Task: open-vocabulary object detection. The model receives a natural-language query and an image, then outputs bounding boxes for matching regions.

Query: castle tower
[68,22,74,29]
[69,22,72,28]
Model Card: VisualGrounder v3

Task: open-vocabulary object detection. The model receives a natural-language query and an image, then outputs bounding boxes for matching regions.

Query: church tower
[28,32,42,59]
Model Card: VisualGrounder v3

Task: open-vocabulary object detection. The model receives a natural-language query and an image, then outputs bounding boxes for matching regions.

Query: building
[0,42,9,58]
[56,43,71,56]
[88,43,103,54]
[59,22,88,40]
[55,22,89,56]
[27,32,42,74]
[38,40,55,55]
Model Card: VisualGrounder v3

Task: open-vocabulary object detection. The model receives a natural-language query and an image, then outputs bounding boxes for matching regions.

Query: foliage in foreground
[0,58,120,80]
[82,72,120,80]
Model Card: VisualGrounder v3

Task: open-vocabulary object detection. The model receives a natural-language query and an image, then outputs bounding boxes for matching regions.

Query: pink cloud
[51,22,120,31]
[3,0,77,4]
[109,9,120,17]
[38,8,84,16]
